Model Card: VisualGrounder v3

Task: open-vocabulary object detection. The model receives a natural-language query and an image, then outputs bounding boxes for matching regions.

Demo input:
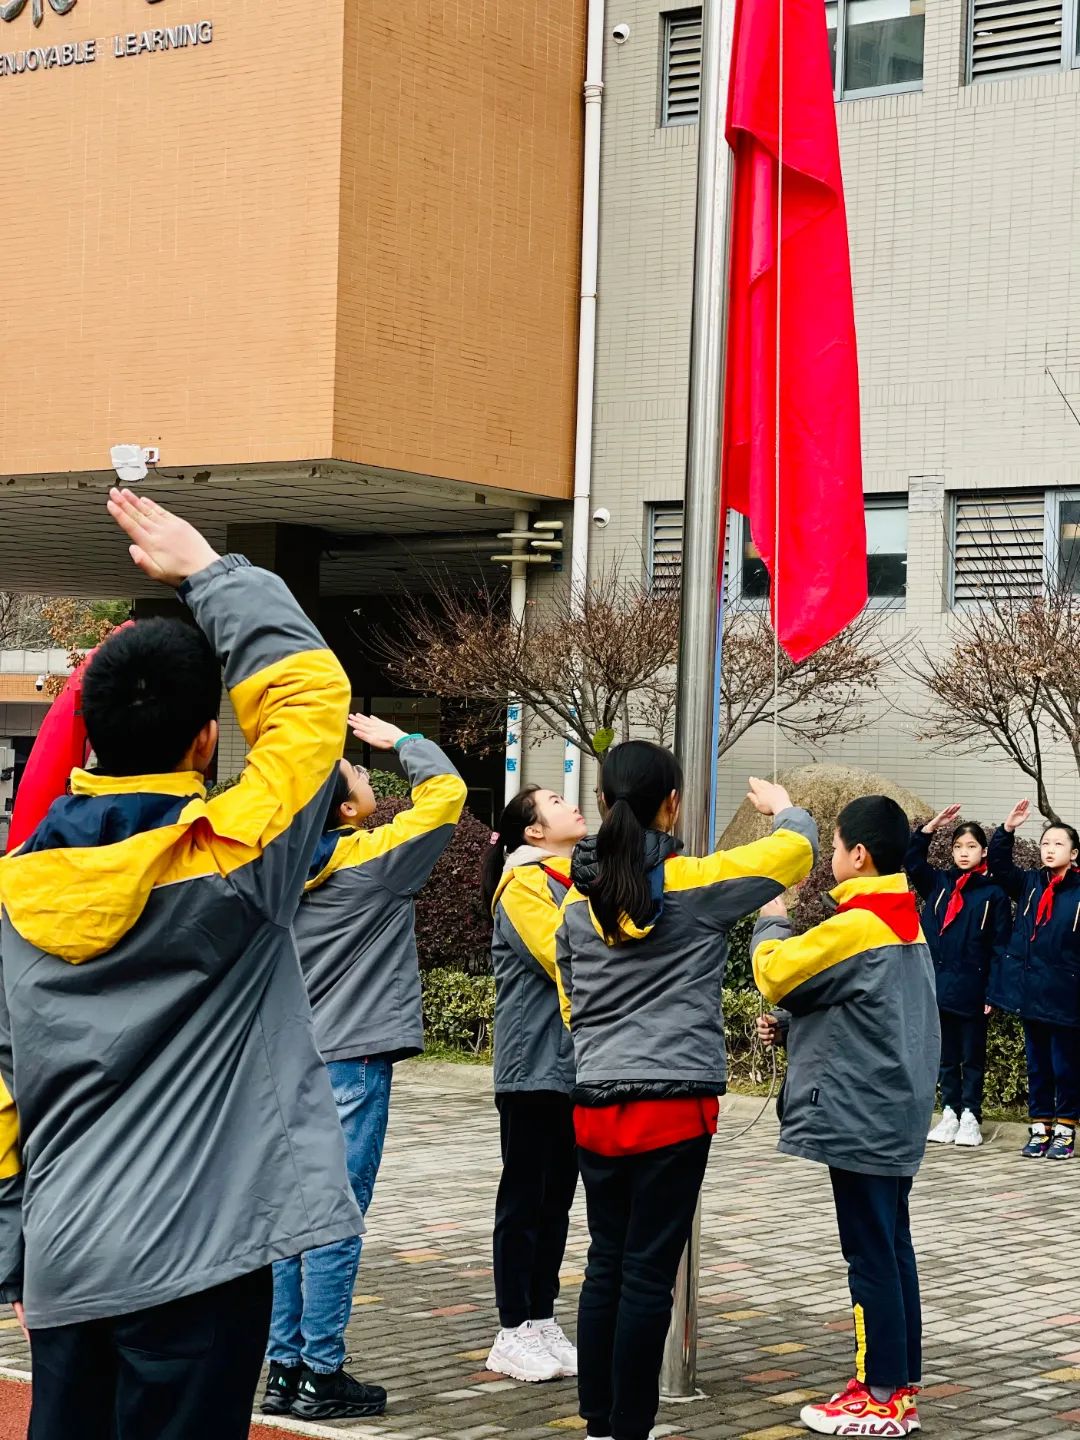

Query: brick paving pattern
[1,1064,1078,1438]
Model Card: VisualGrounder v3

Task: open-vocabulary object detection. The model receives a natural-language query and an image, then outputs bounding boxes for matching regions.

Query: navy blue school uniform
[987,827,1080,1128]
[905,829,1011,1121]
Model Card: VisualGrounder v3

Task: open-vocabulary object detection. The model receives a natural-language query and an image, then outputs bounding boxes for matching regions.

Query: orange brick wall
[333,1,586,499]
[0,0,346,475]
[0,0,583,498]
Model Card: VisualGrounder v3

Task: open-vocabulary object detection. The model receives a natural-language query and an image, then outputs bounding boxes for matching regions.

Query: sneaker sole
[290,1399,388,1420]
[953,1137,982,1148]
[800,1415,909,1437]
[926,1135,958,1144]
[260,1399,296,1416]
[485,1356,561,1383]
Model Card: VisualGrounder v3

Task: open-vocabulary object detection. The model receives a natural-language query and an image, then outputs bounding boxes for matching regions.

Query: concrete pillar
[225,523,322,620]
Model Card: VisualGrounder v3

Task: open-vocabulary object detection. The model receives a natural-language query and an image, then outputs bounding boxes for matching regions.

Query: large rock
[718,762,932,853]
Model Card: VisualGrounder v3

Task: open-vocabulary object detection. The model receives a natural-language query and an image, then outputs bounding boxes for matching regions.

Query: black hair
[951,821,988,850]
[481,785,541,913]
[836,795,910,877]
[1042,821,1080,855]
[82,618,220,777]
[591,740,683,945]
[325,763,352,833]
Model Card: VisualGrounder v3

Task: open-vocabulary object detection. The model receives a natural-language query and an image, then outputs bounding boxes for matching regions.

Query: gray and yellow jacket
[295,739,466,1063]
[491,849,575,1095]
[0,556,362,1329]
[752,874,940,1178]
[556,809,817,1106]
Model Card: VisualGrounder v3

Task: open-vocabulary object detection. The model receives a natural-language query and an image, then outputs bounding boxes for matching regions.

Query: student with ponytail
[555,741,817,1440]
[905,806,1011,1149]
[482,787,587,1384]
[988,800,1080,1161]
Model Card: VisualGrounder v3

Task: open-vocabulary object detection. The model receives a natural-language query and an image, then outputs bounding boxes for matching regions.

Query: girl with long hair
[556,741,817,1440]
[483,787,587,1384]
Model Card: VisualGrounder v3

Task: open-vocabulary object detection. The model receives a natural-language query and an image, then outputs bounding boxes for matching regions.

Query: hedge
[421,968,495,1054]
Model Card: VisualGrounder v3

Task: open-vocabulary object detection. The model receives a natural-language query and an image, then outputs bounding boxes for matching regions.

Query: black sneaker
[261,1361,301,1416]
[290,1364,388,1420]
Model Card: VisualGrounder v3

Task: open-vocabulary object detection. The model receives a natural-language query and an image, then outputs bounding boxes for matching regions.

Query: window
[1057,494,1080,590]
[828,0,925,99]
[661,9,702,125]
[950,490,1046,604]
[968,1,1079,81]
[735,499,908,603]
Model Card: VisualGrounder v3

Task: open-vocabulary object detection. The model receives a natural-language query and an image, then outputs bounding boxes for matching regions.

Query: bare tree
[717,595,892,756]
[371,567,892,767]
[906,504,1080,825]
[372,567,682,763]
[0,594,51,650]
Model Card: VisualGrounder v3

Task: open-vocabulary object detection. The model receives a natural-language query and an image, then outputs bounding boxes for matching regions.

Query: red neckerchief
[540,861,571,889]
[1034,867,1079,935]
[836,890,921,943]
[941,863,987,932]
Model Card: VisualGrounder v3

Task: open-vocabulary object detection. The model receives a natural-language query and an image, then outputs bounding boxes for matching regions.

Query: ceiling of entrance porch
[0,462,540,598]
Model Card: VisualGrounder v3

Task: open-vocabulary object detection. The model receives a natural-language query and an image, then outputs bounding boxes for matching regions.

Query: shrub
[422,968,495,1054]
[364,799,493,973]
[369,768,410,801]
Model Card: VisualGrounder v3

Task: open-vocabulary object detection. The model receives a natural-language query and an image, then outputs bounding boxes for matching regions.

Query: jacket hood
[491,847,571,912]
[0,769,207,964]
[572,830,680,945]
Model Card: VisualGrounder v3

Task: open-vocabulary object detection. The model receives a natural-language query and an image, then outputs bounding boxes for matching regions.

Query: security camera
[592,507,611,528]
[612,22,630,43]
[34,674,45,692]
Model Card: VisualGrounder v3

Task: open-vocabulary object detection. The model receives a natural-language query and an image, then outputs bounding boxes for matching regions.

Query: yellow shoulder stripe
[664,829,814,895]
[307,772,467,886]
[499,867,563,982]
[753,907,924,1005]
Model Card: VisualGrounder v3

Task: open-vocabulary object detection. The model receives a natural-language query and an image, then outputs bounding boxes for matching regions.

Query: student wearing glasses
[262,713,466,1422]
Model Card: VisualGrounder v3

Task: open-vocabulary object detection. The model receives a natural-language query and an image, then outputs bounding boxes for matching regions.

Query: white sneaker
[486,1322,562,1383]
[927,1106,959,1143]
[954,1108,983,1148]
[534,1317,577,1376]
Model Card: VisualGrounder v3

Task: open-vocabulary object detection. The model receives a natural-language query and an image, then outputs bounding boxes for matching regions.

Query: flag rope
[771,0,784,783]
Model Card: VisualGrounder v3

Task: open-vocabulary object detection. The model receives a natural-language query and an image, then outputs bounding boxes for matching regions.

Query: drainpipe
[563,0,605,811]
[504,509,531,806]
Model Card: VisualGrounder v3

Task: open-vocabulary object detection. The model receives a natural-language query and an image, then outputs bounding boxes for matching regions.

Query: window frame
[660,7,703,128]
[966,0,1080,85]
[830,0,925,102]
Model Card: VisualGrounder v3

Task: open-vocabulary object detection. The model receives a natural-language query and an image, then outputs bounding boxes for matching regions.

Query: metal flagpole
[660,0,737,1402]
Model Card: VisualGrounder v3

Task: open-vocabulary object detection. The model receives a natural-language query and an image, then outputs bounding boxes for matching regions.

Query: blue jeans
[267,1058,392,1373]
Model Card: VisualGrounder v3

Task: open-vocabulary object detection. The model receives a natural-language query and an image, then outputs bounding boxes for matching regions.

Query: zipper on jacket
[980,900,989,931]
[934,891,945,915]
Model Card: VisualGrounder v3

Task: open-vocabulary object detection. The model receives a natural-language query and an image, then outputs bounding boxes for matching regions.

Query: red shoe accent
[800,1378,916,1436]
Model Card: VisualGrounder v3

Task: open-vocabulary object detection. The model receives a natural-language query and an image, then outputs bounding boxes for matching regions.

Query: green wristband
[394,732,425,751]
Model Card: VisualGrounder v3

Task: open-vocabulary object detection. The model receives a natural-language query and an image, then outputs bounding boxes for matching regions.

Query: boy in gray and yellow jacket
[0,492,361,1440]
[753,796,939,1440]
[263,718,466,1422]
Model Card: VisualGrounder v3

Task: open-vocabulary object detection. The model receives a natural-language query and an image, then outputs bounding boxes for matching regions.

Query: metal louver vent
[970,0,1064,79]
[647,502,735,598]
[648,504,685,596]
[662,10,702,125]
[952,490,1046,604]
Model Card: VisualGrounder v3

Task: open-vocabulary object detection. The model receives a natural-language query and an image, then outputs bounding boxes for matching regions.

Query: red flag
[6,624,133,853]
[723,0,865,662]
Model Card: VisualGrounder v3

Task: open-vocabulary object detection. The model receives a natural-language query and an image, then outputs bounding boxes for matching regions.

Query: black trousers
[28,1267,272,1440]
[1024,1020,1080,1126]
[493,1091,580,1328]
[829,1168,921,1392]
[577,1135,711,1440]
[938,1009,987,1120]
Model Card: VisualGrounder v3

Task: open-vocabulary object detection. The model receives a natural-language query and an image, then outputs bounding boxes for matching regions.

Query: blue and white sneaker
[1022,1123,1051,1158]
[1046,1124,1075,1160]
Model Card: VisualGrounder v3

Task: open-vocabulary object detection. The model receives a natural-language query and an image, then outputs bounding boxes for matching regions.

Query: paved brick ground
[2,1063,1078,1438]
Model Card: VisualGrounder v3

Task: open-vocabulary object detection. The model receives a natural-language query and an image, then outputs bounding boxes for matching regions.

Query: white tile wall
[524,0,1080,833]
